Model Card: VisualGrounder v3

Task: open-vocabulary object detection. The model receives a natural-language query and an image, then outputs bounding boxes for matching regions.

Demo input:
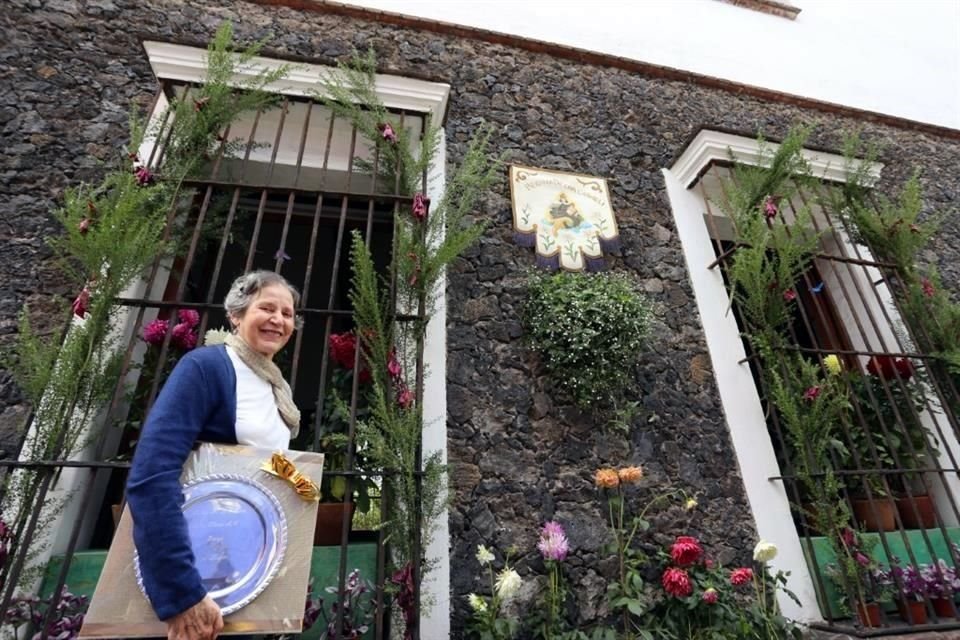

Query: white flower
[753,540,778,563]
[467,593,487,613]
[476,544,495,566]
[204,328,231,346]
[495,568,522,601]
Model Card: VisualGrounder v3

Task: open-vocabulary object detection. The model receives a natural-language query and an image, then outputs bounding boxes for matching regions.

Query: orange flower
[594,468,620,489]
[618,466,643,485]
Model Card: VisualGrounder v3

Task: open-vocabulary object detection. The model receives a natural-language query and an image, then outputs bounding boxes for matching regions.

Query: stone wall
[3,0,960,635]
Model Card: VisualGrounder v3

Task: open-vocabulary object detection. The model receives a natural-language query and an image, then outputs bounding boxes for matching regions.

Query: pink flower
[840,528,856,548]
[178,309,200,327]
[730,567,753,586]
[803,385,821,402]
[329,332,358,369]
[856,552,871,566]
[397,386,414,409]
[922,278,936,298]
[412,193,429,221]
[134,165,153,186]
[378,122,397,143]
[171,322,197,350]
[537,521,570,562]
[662,567,693,598]
[762,196,779,219]
[670,536,703,567]
[142,319,169,346]
[783,288,796,302]
[72,287,90,318]
[78,218,92,235]
[387,352,402,380]
[702,588,718,605]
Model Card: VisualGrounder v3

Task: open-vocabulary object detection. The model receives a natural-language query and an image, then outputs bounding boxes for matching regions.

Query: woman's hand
[166,595,223,640]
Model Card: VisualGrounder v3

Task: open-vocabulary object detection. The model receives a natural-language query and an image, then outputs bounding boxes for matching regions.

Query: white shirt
[226,345,291,450]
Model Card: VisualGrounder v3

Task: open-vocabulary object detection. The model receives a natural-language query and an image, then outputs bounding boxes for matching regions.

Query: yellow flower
[618,466,644,485]
[685,497,698,511]
[823,354,842,376]
[594,468,620,489]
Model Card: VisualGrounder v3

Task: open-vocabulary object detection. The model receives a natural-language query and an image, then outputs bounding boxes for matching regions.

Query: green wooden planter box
[801,527,960,617]
[41,543,380,638]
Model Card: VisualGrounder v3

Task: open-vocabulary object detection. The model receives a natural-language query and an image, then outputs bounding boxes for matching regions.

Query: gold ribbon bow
[260,452,320,502]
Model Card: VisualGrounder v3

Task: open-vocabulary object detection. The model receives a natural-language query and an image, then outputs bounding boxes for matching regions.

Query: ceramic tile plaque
[80,445,323,638]
[510,165,620,271]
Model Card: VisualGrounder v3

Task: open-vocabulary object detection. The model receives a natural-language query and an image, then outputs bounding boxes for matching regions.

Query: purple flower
[537,520,570,562]
[142,319,169,346]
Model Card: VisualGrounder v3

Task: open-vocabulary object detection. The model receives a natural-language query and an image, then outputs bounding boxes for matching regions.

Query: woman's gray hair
[224,270,303,329]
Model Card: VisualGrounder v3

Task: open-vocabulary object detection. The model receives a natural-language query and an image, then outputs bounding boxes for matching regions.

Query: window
[665,129,960,634]
[2,43,452,638]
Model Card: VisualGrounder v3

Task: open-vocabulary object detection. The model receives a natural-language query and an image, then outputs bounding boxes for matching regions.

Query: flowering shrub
[522,272,653,424]
[3,586,88,640]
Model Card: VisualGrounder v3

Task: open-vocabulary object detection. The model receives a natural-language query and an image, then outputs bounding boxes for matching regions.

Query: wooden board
[79,444,323,638]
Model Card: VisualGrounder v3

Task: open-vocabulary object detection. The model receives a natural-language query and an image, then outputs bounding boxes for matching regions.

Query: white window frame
[663,129,960,623]
[30,42,452,636]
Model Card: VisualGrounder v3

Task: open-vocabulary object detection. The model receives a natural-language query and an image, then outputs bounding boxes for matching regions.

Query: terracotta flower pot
[896,494,936,529]
[314,501,355,546]
[932,596,956,619]
[856,601,882,628]
[897,599,928,625]
[852,498,896,532]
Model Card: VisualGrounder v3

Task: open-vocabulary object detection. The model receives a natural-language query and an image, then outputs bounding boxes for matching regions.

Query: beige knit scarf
[225,334,301,438]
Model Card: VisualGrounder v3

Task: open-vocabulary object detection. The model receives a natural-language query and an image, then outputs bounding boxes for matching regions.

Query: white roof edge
[142,41,450,124]
[670,129,884,189]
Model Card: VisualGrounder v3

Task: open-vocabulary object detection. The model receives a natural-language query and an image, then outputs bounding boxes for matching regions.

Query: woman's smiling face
[230,284,295,358]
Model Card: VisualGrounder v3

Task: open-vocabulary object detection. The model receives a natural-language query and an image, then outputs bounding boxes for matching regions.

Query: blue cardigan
[126,344,238,621]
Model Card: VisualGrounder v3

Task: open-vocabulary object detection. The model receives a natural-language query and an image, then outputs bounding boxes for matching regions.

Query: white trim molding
[662,129,884,624]
[671,129,884,189]
[142,41,451,124]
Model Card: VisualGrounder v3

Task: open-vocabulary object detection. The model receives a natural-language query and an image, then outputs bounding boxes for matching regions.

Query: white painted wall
[342,0,960,130]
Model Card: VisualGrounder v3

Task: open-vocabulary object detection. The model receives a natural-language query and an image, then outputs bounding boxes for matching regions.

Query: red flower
[378,122,397,143]
[662,567,693,598]
[783,288,796,302]
[840,528,856,548]
[134,165,153,186]
[78,218,92,235]
[670,536,703,567]
[172,322,197,350]
[329,332,358,369]
[762,196,779,219]
[387,351,402,380]
[922,278,936,298]
[412,193,429,221]
[397,386,414,409]
[803,385,821,402]
[867,355,913,381]
[702,588,718,604]
[730,567,753,586]
[72,287,90,318]
[178,309,201,327]
[142,319,169,346]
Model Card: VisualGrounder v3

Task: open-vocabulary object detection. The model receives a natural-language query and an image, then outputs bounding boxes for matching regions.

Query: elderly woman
[126,270,301,640]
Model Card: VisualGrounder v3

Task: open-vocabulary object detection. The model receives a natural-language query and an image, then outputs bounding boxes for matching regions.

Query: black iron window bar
[699,162,960,636]
[0,80,430,639]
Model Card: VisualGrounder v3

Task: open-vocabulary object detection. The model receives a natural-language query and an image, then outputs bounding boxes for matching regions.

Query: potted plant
[825,528,893,628]
[922,560,959,618]
[301,331,381,546]
[884,560,929,624]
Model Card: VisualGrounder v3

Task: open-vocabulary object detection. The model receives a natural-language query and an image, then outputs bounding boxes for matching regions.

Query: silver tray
[134,473,288,616]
